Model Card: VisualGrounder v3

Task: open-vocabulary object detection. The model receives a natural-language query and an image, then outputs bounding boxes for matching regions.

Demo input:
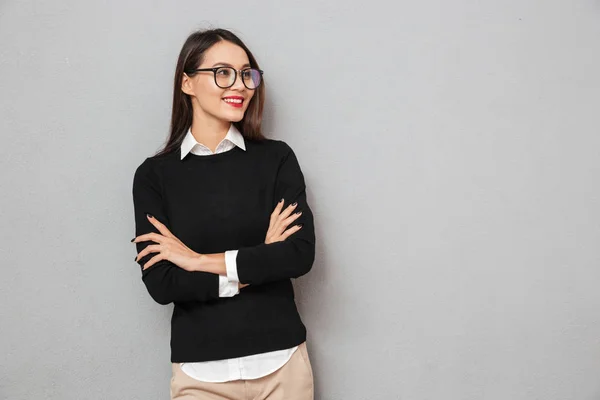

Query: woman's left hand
[133,214,200,272]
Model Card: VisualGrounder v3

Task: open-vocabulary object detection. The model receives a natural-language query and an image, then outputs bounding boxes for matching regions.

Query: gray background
[1,0,599,399]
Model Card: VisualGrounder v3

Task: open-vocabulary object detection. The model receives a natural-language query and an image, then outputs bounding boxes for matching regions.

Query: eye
[216,68,231,76]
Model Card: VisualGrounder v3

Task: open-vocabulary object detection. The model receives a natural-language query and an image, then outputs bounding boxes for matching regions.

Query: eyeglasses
[189,67,264,89]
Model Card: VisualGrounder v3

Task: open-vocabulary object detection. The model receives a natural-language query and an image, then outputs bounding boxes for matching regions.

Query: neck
[189,108,231,153]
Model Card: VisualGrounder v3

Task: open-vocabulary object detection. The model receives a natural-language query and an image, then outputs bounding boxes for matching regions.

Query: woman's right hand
[265,198,303,244]
[239,199,302,291]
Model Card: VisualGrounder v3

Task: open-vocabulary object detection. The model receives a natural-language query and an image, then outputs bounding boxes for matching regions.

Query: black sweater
[132,138,316,362]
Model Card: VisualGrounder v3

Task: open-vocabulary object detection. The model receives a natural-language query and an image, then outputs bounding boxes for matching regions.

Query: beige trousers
[170,341,314,400]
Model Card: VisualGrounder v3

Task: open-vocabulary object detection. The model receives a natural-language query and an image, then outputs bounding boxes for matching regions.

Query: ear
[181,73,194,96]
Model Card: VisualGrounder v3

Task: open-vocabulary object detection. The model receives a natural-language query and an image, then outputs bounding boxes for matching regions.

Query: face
[181,41,256,124]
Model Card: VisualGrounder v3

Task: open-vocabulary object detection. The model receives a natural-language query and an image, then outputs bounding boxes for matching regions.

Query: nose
[230,71,246,91]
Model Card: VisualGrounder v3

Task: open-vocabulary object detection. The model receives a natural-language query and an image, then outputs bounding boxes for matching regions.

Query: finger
[270,199,285,222]
[278,202,298,221]
[279,224,302,240]
[132,232,165,244]
[283,211,302,226]
[266,199,289,244]
[275,198,285,211]
[269,223,301,244]
[135,244,161,262]
[274,209,301,236]
[142,253,165,270]
[272,202,298,232]
[147,214,175,238]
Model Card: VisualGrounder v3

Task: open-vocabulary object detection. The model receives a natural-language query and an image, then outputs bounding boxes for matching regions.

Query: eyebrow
[212,62,251,68]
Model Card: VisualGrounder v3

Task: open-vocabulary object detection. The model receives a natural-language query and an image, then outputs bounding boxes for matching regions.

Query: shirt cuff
[224,250,240,283]
[218,274,239,297]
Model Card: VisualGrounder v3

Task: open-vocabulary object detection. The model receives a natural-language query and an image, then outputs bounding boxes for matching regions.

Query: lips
[222,97,244,108]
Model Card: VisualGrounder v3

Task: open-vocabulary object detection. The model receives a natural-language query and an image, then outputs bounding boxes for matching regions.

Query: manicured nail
[279,198,284,203]
[291,202,297,207]
[295,211,302,216]
[130,238,135,242]
[134,257,138,262]
[296,224,303,228]
[146,213,154,219]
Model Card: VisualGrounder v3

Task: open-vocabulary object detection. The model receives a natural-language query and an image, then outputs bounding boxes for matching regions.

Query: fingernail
[134,257,138,262]
[297,224,303,228]
[130,238,135,242]
[279,198,284,203]
[291,202,297,207]
[295,211,302,216]
[146,213,154,219]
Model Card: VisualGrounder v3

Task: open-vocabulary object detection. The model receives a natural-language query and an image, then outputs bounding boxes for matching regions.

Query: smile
[222,98,243,108]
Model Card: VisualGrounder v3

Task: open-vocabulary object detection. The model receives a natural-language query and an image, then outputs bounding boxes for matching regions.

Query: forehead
[201,41,250,67]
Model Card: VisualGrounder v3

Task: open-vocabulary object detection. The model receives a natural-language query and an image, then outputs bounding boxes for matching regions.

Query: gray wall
[1,0,599,399]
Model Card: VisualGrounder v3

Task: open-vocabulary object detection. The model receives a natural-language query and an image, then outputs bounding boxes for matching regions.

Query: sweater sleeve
[235,142,316,285]
[132,158,220,305]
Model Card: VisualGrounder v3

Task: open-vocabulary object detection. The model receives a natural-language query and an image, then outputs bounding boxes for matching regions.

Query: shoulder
[132,158,158,191]
[245,137,295,159]
[133,151,175,185]
[247,139,308,181]
[133,156,160,177]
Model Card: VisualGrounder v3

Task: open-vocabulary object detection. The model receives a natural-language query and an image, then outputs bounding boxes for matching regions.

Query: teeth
[223,98,242,104]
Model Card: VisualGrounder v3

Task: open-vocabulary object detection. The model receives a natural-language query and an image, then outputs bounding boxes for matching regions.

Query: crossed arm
[132,200,303,293]
[131,145,315,305]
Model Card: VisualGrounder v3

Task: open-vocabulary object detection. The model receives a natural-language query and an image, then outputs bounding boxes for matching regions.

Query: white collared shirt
[178,123,298,382]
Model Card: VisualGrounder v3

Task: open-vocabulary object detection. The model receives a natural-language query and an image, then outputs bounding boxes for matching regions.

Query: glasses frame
[189,67,264,89]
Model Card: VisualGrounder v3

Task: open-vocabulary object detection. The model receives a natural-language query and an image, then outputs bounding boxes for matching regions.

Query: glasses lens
[242,68,262,89]
[215,67,236,88]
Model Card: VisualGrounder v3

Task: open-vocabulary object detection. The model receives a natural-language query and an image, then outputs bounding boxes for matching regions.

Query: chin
[227,113,245,123]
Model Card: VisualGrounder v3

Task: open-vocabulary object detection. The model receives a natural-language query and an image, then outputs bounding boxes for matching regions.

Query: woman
[131,28,316,400]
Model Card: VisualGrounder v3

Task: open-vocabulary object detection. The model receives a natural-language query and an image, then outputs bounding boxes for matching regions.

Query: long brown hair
[153,28,266,157]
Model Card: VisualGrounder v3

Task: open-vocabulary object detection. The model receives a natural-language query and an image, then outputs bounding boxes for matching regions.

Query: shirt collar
[180,123,246,160]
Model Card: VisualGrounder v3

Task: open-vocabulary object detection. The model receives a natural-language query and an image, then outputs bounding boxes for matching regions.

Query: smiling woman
[131,28,315,400]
